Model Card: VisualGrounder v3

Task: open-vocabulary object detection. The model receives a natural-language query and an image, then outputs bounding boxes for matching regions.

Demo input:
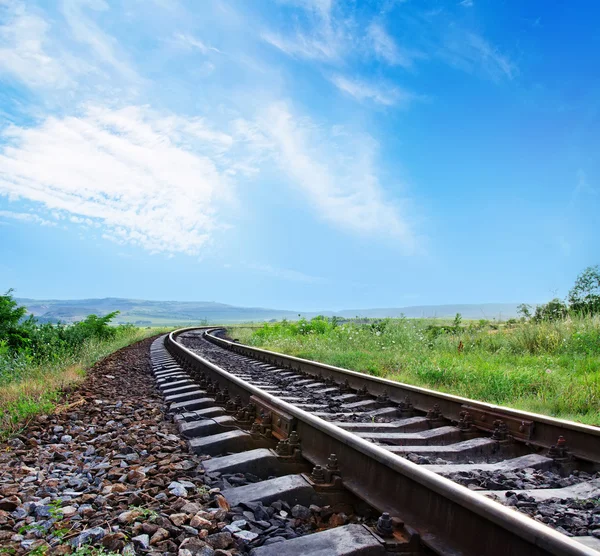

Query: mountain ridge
[17,297,524,325]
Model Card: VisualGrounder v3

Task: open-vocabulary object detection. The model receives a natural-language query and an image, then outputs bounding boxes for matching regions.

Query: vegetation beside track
[0,290,170,439]
[231,267,600,426]
[231,315,600,425]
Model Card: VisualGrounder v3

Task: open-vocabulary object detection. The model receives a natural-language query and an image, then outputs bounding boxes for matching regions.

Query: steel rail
[204,328,600,463]
[167,327,597,556]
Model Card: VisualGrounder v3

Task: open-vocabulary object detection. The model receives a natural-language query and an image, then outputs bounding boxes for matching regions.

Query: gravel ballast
[0,337,357,555]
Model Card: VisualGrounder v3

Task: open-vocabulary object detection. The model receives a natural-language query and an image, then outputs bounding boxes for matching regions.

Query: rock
[0,496,21,511]
[190,515,213,529]
[179,537,212,555]
[11,506,28,520]
[102,532,127,552]
[122,544,136,556]
[78,504,94,517]
[181,502,201,514]
[127,468,146,482]
[207,531,233,549]
[328,513,348,527]
[233,530,258,542]
[72,526,106,546]
[8,438,26,449]
[291,504,311,519]
[214,495,230,511]
[224,519,247,534]
[60,435,73,443]
[150,527,169,545]
[142,522,159,535]
[33,504,52,518]
[61,505,78,518]
[263,536,286,545]
[170,513,188,526]
[132,534,151,549]
[168,481,188,497]
[110,483,128,493]
[118,509,143,524]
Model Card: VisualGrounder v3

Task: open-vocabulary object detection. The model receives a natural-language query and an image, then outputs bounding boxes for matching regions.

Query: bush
[0,291,130,382]
[532,298,569,322]
[0,289,33,350]
[569,265,600,315]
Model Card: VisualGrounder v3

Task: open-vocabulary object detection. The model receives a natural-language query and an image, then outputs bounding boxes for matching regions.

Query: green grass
[0,327,170,439]
[230,316,600,425]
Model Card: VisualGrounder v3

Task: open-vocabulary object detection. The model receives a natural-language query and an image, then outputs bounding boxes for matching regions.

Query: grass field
[0,327,169,439]
[230,315,600,425]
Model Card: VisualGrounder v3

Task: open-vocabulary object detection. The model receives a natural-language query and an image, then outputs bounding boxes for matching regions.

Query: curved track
[155,327,600,555]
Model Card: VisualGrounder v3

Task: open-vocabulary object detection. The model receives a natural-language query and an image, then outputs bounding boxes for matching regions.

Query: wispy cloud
[254,102,418,252]
[248,263,325,283]
[330,74,418,107]
[172,33,221,55]
[0,210,57,226]
[568,168,597,210]
[261,0,344,61]
[276,0,333,19]
[61,0,138,81]
[367,22,420,68]
[0,105,237,254]
[261,29,341,61]
[441,29,516,81]
[0,2,73,88]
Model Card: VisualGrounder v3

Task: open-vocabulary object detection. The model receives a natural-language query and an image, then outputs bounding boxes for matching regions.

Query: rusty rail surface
[166,327,598,556]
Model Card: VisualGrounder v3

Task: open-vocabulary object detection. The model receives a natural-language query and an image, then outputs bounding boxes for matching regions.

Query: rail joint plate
[251,395,296,440]
[462,405,534,441]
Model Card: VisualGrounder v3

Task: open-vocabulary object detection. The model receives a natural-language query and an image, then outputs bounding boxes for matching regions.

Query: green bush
[231,313,600,424]
[0,291,136,385]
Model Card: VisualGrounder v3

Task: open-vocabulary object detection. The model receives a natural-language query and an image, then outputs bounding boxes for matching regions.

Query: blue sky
[0,0,598,311]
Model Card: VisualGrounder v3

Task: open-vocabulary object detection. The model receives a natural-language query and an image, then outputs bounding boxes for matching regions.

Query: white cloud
[367,23,419,69]
[261,0,344,61]
[277,0,333,19]
[441,30,516,81]
[248,263,325,283]
[0,2,72,88]
[261,30,341,61]
[0,209,57,226]
[172,33,221,55]
[61,0,138,81]
[0,105,236,254]
[254,102,417,251]
[330,74,417,107]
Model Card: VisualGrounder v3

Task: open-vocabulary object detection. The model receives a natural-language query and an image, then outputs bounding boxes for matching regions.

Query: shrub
[569,265,600,315]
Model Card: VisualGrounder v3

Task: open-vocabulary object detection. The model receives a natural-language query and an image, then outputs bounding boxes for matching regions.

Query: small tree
[0,289,32,350]
[568,265,600,315]
[517,303,532,320]
[533,298,568,322]
[452,313,462,332]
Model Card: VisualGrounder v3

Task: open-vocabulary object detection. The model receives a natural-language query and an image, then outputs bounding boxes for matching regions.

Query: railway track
[152,327,600,555]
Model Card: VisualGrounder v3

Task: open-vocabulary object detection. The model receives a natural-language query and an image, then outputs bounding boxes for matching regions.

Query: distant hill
[17,297,523,326]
